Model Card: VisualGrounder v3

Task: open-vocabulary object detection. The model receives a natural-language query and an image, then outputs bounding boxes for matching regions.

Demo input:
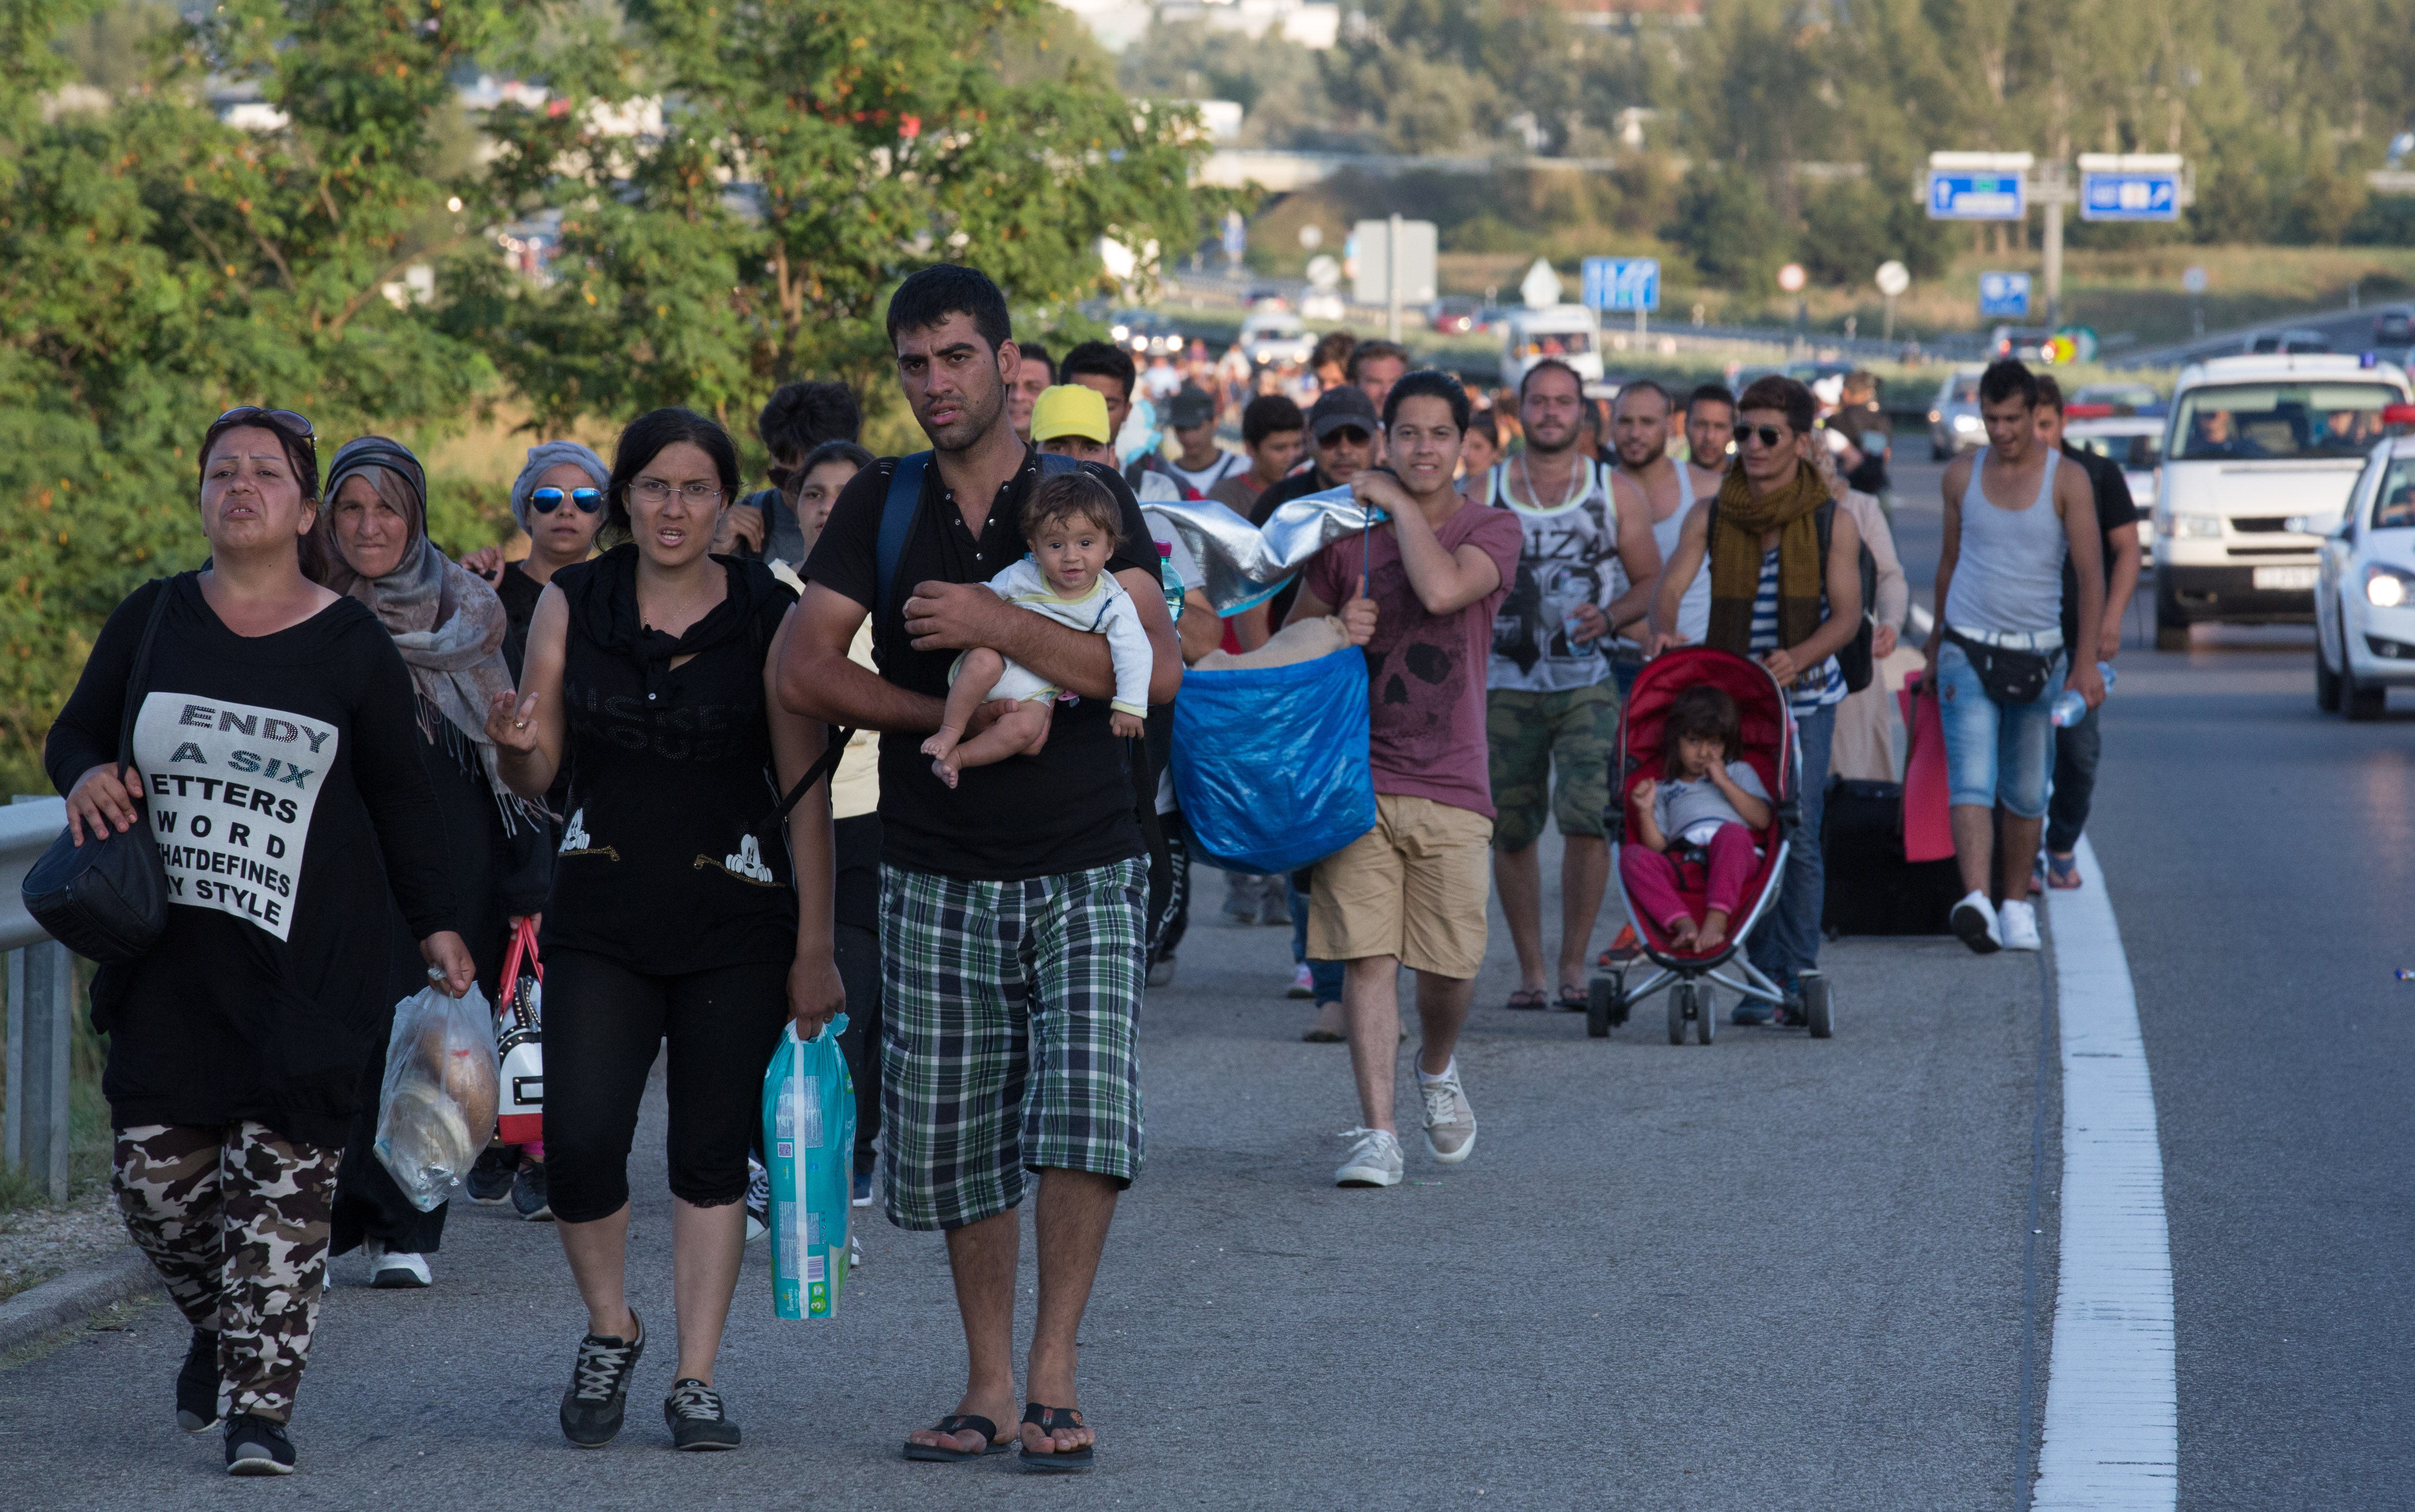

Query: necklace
[1516,448,1586,512]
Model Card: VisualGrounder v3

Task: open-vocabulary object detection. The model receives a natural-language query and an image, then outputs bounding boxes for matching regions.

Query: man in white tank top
[1480,359,1661,1008]
[1606,381,1716,657]
[1924,360,2106,956]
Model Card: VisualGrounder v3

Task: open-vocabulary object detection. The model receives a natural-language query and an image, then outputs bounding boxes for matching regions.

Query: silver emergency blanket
[1142,487,1388,616]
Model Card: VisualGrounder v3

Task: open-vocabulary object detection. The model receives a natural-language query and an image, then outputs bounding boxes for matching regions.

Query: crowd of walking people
[45,257,2126,1477]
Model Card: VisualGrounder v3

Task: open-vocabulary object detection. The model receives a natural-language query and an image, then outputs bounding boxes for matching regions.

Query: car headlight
[1952,414,1980,430]
[2367,564,2415,607]
[2173,513,2223,539]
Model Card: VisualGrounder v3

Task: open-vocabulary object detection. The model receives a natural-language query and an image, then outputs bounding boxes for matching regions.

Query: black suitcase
[1820,777,1962,936]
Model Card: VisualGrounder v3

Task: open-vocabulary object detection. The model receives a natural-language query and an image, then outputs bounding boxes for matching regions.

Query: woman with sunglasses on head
[311,436,556,1284]
[44,408,475,1476]
[485,406,842,1452]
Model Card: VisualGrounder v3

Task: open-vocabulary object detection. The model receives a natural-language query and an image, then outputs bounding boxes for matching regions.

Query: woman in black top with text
[485,407,843,1453]
[313,436,554,1283]
[46,408,474,1477]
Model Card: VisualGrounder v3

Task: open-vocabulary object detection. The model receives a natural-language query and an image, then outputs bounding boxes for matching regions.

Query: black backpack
[1706,498,1879,694]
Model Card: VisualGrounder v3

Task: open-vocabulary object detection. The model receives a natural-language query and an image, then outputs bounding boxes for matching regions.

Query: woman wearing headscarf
[315,436,554,1286]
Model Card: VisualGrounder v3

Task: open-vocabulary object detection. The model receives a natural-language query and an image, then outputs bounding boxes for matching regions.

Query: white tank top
[1607,460,1713,645]
[1944,447,2066,636]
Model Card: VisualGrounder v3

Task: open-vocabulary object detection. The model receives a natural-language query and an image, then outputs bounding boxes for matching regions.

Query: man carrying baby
[780,265,1183,1472]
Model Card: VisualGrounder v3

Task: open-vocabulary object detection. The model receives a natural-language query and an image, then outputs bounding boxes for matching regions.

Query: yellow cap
[1031,384,1111,445]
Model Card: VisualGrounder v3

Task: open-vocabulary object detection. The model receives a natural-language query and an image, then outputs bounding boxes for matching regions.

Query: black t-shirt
[1251,466,1340,631]
[542,546,801,973]
[44,576,456,1149]
[497,559,545,681]
[2060,440,2140,653]
[804,446,1154,883]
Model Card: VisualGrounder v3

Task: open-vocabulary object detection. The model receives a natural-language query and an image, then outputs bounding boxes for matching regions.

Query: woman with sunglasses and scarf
[45,408,475,1475]
[310,437,555,1285]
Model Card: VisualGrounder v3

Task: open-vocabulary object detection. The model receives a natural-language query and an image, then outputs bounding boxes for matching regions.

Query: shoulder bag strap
[116,575,178,780]
[874,453,931,634]
[757,724,859,836]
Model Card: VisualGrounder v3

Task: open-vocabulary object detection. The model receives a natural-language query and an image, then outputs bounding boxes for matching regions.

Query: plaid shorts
[879,858,1147,1231]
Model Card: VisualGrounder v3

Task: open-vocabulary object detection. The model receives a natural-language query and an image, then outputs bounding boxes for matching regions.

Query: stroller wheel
[1802,973,1834,1039]
[1586,976,1624,1039]
[1666,982,1689,1045]
[1694,984,1716,1045]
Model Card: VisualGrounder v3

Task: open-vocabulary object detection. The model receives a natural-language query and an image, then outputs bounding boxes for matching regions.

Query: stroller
[1585,645,1834,1044]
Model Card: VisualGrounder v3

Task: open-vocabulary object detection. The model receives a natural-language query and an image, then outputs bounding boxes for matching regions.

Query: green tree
[1663,165,1792,294]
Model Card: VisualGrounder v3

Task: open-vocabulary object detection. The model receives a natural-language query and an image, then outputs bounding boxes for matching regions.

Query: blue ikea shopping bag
[762,1015,855,1320]
[1171,645,1374,874]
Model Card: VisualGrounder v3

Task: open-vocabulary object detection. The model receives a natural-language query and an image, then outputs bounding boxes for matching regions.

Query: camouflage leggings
[113,1122,342,1423]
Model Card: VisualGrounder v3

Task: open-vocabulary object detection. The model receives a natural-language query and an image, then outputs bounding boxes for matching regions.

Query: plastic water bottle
[2050,662,2116,728]
[1157,540,1185,621]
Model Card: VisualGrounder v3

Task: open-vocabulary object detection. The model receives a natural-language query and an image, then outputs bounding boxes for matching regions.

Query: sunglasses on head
[214,406,317,454]
[1739,423,1791,450]
[531,486,603,515]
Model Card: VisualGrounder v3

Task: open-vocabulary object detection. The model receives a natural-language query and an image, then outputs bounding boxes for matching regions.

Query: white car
[1499,305,1602,389]
[2062,415,2163,562]
[2316,427,2415,718]
[1239,310,1313,368]
[2153,354,2410,649]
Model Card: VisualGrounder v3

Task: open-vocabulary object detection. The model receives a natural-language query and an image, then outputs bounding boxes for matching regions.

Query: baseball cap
[1167,385,1216,429]
[1307,384,1380,438]
[1031,384,1111,445]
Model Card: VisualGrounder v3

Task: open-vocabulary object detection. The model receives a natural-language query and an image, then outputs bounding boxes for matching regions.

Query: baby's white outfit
[950,558,1152,718]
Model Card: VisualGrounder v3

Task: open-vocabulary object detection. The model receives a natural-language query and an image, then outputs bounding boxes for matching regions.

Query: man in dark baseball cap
[1162,384,1249,497]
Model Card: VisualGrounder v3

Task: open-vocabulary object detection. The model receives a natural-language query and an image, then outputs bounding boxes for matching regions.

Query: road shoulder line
[2033,836,2178,1509]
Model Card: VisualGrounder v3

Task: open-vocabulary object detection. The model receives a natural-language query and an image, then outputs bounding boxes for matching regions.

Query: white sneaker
[1998,898,2041,951]
[1418,1068,1477,1164]
[1333,1127,1403,1187]
[365,1240,431,1289]
[1950,890,2002,955]
[1287,964,1314,999]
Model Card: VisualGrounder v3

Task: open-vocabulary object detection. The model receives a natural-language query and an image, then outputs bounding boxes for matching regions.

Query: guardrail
[1,796,74,1201]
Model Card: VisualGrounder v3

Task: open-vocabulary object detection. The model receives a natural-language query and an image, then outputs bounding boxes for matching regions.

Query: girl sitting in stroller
[1622,685,1771,954]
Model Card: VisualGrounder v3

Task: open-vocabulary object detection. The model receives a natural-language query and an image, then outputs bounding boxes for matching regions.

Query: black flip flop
[1018,1404,1095,1473]
[902,1414,1011,1462]
[1554,987,1589,1013]
[1505,987,1547,1011]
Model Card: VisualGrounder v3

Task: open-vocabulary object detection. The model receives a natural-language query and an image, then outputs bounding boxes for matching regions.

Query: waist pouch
[1946,629,2059,707]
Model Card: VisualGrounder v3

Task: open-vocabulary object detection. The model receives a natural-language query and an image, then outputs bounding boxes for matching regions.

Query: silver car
[1928,366,1986,459]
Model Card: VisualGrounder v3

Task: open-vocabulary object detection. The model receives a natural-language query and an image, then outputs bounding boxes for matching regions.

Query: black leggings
[543,949,790,1225]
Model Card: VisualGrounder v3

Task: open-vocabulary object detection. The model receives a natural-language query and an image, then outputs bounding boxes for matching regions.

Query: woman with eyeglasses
[44,408,475,1475]
[484,406,842,1451]
[309,436,555,1285]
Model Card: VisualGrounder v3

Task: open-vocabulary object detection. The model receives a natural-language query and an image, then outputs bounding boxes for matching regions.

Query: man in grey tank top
[1923,360,2105,956]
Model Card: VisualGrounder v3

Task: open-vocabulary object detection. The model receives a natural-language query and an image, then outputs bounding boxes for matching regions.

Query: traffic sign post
[1353,216,1436,343]
[1875,260,1909,343]
[1925,152,2033,221]
[2077,153,2186,223]
[1582,256,1659,337]
[1979,271,2032,320]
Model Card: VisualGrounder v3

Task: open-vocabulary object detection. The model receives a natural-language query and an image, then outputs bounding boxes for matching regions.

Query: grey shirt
[1654,761,1768,845]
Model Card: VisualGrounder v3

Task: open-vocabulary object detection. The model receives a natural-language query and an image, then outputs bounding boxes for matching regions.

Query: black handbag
[1944,627,2058,707]
[22,580,176,962]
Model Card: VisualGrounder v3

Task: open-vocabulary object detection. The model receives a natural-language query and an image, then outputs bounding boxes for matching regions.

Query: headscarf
[1704,456,1830,658]
[319,435,542,835]
[509,440,611,531]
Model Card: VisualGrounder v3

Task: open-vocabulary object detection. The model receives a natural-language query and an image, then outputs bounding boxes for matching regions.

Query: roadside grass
[0,959,112,1215]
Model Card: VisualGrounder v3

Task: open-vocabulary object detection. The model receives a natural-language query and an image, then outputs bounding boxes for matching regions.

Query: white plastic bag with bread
[374,982,501,1212]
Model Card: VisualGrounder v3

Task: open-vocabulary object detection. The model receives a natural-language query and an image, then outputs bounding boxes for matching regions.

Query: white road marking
[2034,836,2178,1508]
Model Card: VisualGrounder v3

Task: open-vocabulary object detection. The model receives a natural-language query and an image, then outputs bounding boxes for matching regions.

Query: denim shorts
[1935,641,2062,818]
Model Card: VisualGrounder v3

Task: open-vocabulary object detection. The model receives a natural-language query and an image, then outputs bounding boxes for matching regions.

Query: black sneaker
[663,1378,742,1451]
[511,1160,553,1223]
[224,1413,295,1476]
[744,1157,769,1242]
[176,1328,221,1432]
[466,1145,517,1205]
[560,1311,645,1448]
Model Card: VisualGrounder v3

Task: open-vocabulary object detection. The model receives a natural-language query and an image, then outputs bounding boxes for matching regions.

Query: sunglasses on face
[1739,424,1791,450]
[1322,426,1373,448]
[530,486,603,515]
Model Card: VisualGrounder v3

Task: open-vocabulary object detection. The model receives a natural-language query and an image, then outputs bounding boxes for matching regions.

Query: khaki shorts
[1308,793,1494,979]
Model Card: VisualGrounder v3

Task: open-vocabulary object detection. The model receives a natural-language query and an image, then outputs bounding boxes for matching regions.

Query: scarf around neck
[1705,457,1829,657]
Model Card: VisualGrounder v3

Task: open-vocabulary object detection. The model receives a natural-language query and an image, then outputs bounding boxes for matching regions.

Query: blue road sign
[1928,170,2026,221]
[1581,257,1660,313]
[1221,210,1247,261]
[2080,171,2181,222]
[1979,272,2031,319]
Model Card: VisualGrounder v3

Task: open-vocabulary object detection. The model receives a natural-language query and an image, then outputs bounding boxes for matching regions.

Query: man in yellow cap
[1030,384,1118,467]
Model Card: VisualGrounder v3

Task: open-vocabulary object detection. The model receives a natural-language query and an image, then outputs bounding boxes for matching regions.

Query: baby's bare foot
[1697,910,1730,953]
[931,757,960,789]
[1667,917,1699,951]
[920,731,958,761]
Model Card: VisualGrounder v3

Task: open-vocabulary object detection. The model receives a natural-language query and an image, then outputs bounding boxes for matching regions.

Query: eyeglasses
[530,486,603,515]
[1739,424,1791,450]
[628,479,725,506]
[1321,426,1374,448]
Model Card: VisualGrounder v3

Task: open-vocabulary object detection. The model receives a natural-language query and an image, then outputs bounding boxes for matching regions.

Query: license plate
[2252,565,2317,591]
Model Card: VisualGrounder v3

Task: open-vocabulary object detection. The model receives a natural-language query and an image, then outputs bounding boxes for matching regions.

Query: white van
[2153,355,2413,648]
[1500,305,1603,389]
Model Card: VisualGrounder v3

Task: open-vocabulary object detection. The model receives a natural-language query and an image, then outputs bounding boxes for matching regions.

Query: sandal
[1505,987,1548,1011]
[2045,852,2083,890]
[901,1413,1012,1462]
[1553,986,1589,1013]
[1018,1403,1095,1473]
